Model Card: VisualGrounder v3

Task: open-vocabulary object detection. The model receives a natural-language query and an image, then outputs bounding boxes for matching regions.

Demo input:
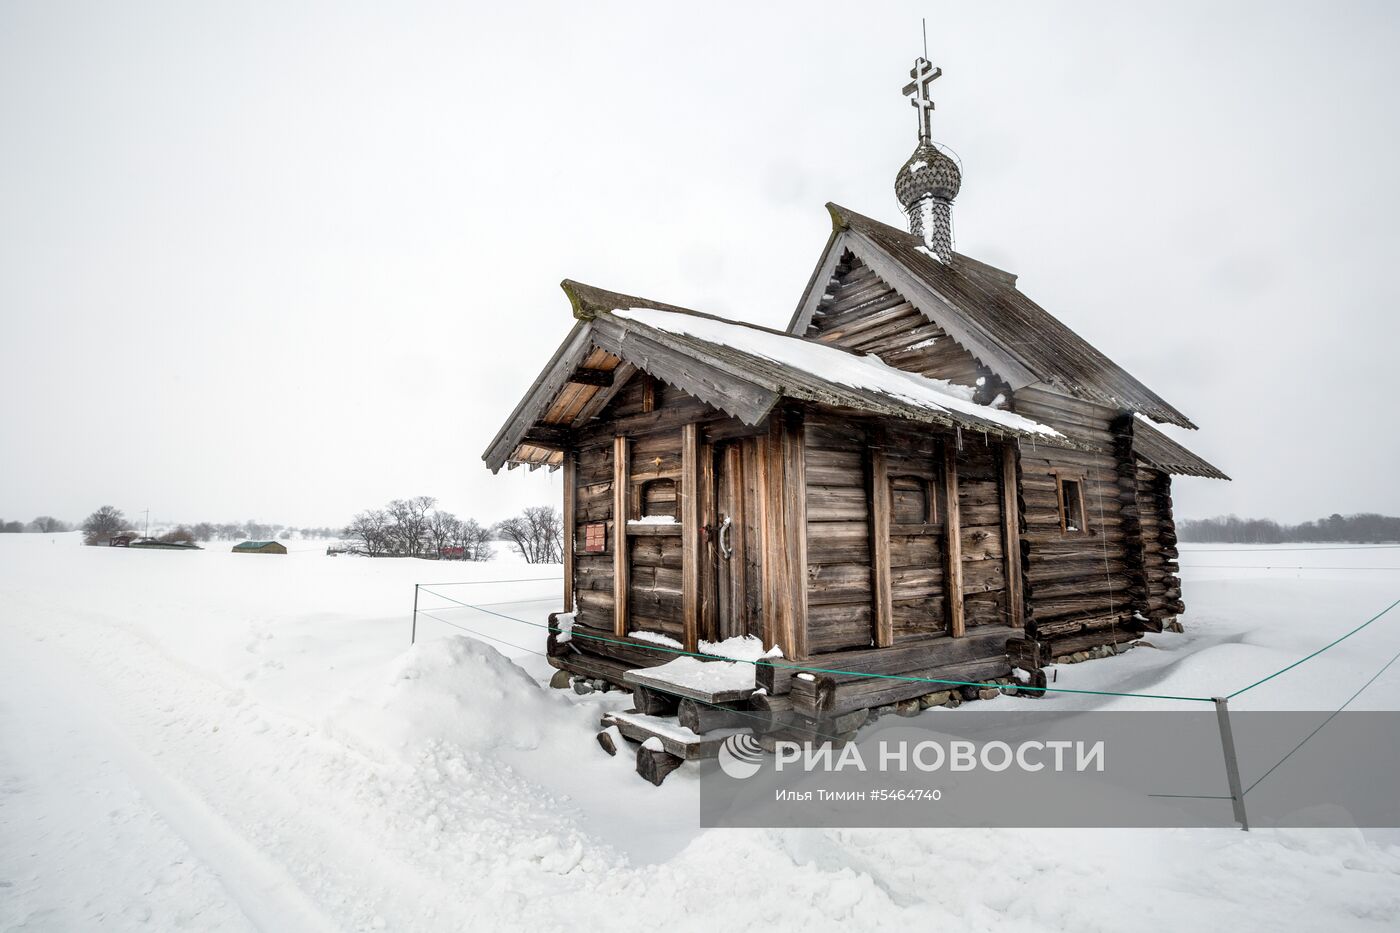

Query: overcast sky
[3,1,1398,529]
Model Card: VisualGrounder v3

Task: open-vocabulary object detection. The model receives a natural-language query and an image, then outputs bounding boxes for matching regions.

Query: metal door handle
[718,516,733,560]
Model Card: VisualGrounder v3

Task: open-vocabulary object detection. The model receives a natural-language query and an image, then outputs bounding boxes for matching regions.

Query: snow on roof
[613,307,1061,439]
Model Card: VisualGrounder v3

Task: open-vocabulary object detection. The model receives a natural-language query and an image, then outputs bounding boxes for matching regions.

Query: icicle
[956,426,963,451]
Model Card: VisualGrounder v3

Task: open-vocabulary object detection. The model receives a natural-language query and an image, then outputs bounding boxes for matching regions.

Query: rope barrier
[1226,597,1400,699]
[1241,641,1400,797]
[414,582,1400,705]
[416,586,1217,703]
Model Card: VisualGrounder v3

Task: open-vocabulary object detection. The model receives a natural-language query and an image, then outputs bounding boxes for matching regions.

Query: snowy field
[2,533,1398,931]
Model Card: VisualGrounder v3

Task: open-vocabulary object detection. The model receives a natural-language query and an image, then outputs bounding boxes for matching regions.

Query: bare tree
[81,505,128,545]
[426,509,462,557]
[158,525,196,544]
[387,496,436,556]
[457,517,494,561]
[28,516,70,533]
[345,510,393,556]
[496,505,563,564]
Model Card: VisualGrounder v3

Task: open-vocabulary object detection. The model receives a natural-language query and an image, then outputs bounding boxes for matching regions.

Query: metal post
[411,584,419,645]
[1213,696,1249,831]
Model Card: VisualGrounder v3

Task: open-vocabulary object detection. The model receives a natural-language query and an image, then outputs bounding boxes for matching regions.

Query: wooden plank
[681,423,700,652]
[698,440,717,643]
[781,409,810,659]
[603,710,741,761]
[623,668,755,705]
[757,423,778,651]
[563,449,576,613]
[624,523,682,537]
[869,441,894,648]
[613,435,630,637]
[1000,444,1024,629]
[483,321,594,471]
[944,441,965,637]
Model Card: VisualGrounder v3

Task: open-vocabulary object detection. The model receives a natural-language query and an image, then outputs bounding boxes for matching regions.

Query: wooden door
[712,439,762,641]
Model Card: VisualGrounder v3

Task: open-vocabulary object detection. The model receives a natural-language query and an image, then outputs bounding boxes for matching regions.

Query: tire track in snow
[3,630,343,933]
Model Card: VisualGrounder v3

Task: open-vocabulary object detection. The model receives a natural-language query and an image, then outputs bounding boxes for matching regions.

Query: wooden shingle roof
[790,204,1197,429]
[483,280,1068,472]
[1131,418,1229,479]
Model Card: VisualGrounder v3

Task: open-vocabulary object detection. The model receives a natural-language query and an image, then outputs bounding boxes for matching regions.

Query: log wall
[1014,387,1141,644]
[1137,467,1185,623]
[802,408,1014,655]
[804,410,874,653]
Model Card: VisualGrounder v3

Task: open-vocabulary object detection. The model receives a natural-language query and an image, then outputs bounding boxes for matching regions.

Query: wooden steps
[601,709,746,760]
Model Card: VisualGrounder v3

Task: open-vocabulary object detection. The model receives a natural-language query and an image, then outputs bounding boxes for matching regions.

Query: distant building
[130,537,201,550]
[109,535,132,548]
[233,540,287,555]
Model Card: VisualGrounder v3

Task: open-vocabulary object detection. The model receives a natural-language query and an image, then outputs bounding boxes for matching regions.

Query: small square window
[583,522,607,553]
[1058,478,1085,534]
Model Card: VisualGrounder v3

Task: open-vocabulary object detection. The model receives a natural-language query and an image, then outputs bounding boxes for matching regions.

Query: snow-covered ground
[2,533,1398,930]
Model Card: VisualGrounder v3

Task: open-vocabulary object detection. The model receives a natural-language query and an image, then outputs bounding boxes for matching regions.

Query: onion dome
[895,141,961,211]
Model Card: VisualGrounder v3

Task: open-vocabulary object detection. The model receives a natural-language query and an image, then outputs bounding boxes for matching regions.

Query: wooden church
[485,54,1226,755]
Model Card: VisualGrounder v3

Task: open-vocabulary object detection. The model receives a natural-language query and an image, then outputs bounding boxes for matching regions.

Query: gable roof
[1132,418,1229,479]
[483,280,1065,472]
[789,203,1197,429]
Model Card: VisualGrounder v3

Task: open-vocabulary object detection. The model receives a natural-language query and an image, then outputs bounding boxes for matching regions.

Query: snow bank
[329,636,561,759]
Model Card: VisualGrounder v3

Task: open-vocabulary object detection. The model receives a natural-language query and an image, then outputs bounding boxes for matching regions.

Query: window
[639,478,677,518]
[583,522,607,553]
[890,475,935,525]
[1057,477,1086,534]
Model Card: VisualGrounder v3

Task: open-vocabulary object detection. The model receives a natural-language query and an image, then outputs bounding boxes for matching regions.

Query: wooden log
[799,626,1016,684]
[1046,628,1141,660]
[637,745,685,786]
[632,683,680,716]
[755,657,796,696]
[678,698,754,734]
[597,729,619,756]
[812,657,1012,716]
[749,693,796,734]
[546,646,635,687]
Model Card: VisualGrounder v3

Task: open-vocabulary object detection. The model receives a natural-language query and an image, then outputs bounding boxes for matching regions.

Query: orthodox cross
[902,57,941,143]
